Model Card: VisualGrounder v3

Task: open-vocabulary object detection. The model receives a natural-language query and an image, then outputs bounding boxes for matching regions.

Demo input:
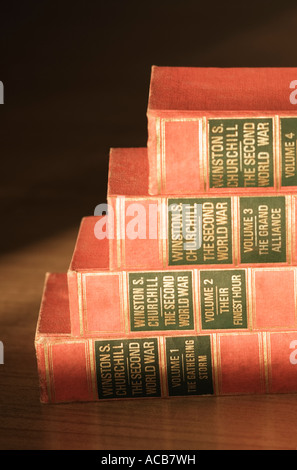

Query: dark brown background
[1,0,297,451]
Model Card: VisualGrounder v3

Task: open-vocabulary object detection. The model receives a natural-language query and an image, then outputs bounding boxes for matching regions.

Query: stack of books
[35,67,297,403]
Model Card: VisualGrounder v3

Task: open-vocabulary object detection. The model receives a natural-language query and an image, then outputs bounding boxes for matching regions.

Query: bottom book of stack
[35,272,297,404]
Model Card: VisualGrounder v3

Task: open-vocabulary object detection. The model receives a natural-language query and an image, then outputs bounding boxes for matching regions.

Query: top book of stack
[147,66,297,195]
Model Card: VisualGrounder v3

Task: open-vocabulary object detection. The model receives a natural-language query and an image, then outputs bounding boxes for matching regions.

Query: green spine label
[280,117,297,187]
[95,338,161,399]
[166,336,213,396]
[168,198,233,265]
[129,271,194,331]
[208,118,274,188]
[239,196,286,263]
[200,270,247,330]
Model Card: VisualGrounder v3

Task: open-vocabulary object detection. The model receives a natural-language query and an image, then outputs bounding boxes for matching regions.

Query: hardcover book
[68,216,297,338]
[35,272,297,403]
[147,67,297,195]
[107,147,297,271]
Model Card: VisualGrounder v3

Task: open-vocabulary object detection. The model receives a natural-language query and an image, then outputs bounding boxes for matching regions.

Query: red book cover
[107,147,297,271]
[35,272,297,403]
[147,66,297,195]
[68,216,297,339]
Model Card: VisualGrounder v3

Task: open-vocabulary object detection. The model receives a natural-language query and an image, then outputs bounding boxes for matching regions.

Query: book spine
[108,193,296,270]
[35,331,297,403]
[68,266,297,337]
[147,115,297,196]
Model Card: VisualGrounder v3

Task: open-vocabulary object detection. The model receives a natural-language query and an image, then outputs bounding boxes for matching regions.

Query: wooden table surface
[1,1,297,451]
[0,226,296,451]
